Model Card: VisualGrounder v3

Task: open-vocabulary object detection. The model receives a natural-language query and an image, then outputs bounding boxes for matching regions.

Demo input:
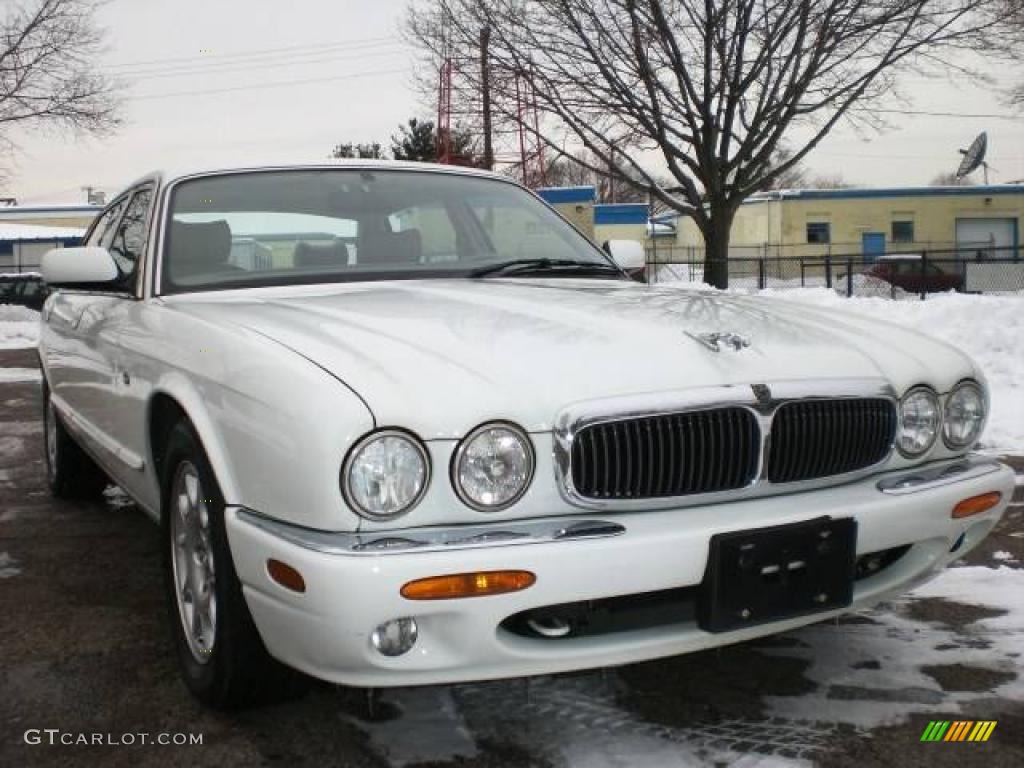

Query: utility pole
[81,186,105,205]
[480,26,494,171]
[607,143,616,203]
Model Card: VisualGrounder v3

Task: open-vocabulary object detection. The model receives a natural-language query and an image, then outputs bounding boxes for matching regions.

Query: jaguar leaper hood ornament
[686,331,752,353]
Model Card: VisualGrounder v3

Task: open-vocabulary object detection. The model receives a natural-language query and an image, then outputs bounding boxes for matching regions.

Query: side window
[806,222,831,244]
[107,188,153,291]
[86,198,129,247]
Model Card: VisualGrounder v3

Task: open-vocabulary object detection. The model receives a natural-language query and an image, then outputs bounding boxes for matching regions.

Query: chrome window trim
[234,507,625,556]
[552,378,899,512]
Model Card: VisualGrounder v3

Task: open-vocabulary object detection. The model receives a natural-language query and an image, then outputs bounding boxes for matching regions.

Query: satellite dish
[956,132,988,181]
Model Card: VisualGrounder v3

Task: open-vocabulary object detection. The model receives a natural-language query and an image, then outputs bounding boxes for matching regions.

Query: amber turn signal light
[267,559,306,593]
[952,492,1002,519]
[401,570,536,600]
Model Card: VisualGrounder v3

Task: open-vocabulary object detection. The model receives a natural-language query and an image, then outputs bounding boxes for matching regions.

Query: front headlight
[943,381,986,449]
[897,387,940,457]
[453,422,534,511]
[342,430,429,520]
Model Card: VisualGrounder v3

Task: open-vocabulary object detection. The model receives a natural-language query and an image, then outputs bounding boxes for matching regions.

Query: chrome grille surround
[553,378,898,511]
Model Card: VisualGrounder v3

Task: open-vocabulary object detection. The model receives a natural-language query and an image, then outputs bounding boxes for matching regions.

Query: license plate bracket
[698,516,857,633]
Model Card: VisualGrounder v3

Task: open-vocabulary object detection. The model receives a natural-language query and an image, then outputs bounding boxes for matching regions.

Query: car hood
[168,278,977,437]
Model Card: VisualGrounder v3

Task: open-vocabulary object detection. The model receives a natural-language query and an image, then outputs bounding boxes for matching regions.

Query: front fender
[129,302,376,532]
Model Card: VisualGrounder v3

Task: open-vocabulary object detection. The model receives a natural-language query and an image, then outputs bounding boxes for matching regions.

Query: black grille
[570,407,759,499]
[766,398,895,483]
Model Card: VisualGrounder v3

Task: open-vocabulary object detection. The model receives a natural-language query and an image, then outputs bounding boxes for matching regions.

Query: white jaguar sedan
[38,162,1013,709]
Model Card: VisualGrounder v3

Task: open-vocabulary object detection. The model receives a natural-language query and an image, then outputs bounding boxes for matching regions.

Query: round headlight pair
[342,423,535,520]
[897,382,986,457]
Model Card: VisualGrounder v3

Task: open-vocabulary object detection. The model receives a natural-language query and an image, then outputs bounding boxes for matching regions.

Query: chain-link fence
[645,245,1024,299]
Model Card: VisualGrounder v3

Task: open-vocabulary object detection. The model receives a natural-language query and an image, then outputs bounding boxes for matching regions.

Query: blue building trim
[594,203,649,225]
[752,185,1024,202]
[536,186,596,205]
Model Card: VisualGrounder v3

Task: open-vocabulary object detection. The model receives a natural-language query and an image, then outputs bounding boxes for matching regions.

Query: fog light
[371,617,418,657]
[952,492,1002,519]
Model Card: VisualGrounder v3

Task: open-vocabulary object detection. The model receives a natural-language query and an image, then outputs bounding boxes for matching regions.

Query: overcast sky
[6,0,1024,203]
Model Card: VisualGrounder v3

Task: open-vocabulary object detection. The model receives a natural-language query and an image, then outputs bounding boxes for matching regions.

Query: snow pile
[754,289,1023,454]
[0,305,40,350]
[0,222,85,240]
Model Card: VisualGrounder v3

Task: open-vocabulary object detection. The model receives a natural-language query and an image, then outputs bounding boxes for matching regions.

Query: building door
[861,232,886,260]
[955,218,1017,259]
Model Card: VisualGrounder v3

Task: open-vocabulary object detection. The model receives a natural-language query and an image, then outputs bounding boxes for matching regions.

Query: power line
[874,108,1022,120]
[116,46,408,83]
[104,36,399,71]
[125,67,408,101]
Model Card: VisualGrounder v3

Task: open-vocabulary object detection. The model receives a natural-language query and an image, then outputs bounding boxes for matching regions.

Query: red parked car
[865,255,963,294]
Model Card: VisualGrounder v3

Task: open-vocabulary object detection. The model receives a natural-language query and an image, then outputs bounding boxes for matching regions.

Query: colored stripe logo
[921,721,997,742]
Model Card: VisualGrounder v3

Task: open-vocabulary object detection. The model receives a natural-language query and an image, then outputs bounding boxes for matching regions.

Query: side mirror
[41,247,119,287]
[602,239,646,272]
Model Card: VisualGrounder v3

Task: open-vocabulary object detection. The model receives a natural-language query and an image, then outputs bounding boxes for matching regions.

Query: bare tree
[929,170,976,186]
[995,1,1024,106]
[407,1,1010,287]
[0,0,119,158]
[329,142,385,159]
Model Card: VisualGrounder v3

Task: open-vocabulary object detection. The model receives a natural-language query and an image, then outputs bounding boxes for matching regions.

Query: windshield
[160,169,616,294]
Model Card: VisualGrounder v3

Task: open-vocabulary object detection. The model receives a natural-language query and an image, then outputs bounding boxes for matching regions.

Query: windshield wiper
[468,258,623,278]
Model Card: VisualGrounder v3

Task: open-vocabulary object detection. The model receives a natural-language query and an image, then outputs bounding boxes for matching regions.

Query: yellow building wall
[551,202,595,240]
[0,214,97,229]
[672,200,781,252]
[671,191,1023,259]
[779,194,1023,256]
[594,222,646,245]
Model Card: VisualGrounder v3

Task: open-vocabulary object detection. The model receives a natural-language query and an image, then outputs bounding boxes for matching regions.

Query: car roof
[121,160,507,194]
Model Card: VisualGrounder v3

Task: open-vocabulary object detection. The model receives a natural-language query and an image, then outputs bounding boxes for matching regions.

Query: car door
[44,188,153,484]
[95,185,158,500]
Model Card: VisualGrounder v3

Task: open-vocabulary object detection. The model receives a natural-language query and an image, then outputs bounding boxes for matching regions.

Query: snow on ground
[761,565,1024,729]
[0,551,21,578]
[0,223,85,239]
[0,305,40,350]
[755,289,1024,454]
[0,367,41,383]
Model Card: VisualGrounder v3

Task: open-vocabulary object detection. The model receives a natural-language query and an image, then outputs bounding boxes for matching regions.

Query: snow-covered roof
[0,222,86,240]
[0,202,100,212]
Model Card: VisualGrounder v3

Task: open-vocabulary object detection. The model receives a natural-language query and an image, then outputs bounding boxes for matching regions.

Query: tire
[160,420,305,709]
[42,380,109,500]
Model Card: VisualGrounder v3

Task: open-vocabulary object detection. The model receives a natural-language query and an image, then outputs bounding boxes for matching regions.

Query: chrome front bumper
[224,456,1014,688]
